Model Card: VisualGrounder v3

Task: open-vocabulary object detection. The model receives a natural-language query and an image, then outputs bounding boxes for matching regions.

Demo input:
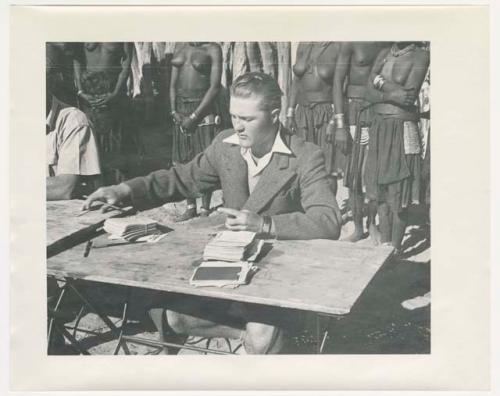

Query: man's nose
[233,120,244,132]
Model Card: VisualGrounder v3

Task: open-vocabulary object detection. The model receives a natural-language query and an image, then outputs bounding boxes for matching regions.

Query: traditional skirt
[79,71,129,184]
[364,113,421,212]
[171,91,219,165]
[343,97,373,193]
[295,102,345,176]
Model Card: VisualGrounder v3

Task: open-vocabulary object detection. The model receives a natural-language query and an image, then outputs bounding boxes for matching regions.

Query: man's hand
[82,183,132,211]
[217,208,264,233]
[284,116,297,134]
[387,87,417,107]
[334,126,349,154]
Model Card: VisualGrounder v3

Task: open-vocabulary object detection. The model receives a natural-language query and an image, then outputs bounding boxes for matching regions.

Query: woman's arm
[330,42,352,149]
[111,42,133,97]
[332,42,351,116]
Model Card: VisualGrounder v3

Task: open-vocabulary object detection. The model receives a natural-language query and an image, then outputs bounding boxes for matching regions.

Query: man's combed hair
[231,72,282,111]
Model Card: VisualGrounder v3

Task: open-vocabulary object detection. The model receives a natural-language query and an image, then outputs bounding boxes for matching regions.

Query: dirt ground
[49,109,430,355]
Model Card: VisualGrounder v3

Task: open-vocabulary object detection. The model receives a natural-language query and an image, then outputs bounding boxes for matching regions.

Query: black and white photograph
[45,40,431,356]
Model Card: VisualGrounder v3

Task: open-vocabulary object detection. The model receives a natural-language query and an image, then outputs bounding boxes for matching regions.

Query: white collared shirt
[223,126,292,194]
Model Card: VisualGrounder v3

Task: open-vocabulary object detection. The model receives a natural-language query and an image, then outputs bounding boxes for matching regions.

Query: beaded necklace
[390,43,416,57]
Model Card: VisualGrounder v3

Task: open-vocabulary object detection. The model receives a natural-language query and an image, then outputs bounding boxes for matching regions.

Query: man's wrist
[260,215,273,236]
[116,182,132,201]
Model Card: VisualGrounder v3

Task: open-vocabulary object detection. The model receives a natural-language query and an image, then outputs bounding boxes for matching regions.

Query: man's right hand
[82,183,132,210]
[387,88,417,107]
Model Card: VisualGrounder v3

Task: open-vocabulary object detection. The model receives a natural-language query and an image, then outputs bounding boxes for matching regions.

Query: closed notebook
[190,261,256,288]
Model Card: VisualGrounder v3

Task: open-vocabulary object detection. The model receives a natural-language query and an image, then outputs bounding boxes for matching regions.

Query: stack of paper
[203,231,263,262]
[104,216,160,241]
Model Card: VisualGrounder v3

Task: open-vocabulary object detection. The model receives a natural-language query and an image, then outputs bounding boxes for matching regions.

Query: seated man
[46,52,102,200]
[83,72,342,354]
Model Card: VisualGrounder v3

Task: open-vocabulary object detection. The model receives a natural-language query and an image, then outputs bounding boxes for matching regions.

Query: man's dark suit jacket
[124,127,342,240]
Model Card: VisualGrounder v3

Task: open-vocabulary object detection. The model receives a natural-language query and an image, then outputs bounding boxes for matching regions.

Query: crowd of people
[47,41,430,354]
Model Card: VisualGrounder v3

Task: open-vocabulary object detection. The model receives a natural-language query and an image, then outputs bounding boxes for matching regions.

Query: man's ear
[271,108,280,124]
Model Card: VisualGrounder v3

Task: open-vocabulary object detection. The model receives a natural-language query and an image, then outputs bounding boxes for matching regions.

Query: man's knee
[243,322,284,354]
[166,310,189,335]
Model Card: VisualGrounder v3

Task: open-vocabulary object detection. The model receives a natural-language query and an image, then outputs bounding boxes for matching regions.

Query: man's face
[229,94,278,149]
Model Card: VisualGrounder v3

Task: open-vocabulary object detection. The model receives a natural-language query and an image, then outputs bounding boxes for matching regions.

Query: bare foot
[175,207,197,222]
[199,208,210,217]
[369,223,382,246]
[344,229,364,243]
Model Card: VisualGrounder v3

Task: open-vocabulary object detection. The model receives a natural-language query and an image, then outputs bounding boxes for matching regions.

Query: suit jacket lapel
[242,152,296,214]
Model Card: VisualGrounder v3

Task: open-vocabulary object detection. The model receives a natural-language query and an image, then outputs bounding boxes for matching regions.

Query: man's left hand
[218,208,264,233]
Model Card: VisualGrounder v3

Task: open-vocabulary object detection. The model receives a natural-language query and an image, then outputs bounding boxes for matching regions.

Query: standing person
[333,42,383,243]
[364,42,430,252]
[83,72,342,354]
[46,44,102,200]
[170,42,222,221]
[46,43,79,107]
[285,42,342,195]
[73,42,134,184]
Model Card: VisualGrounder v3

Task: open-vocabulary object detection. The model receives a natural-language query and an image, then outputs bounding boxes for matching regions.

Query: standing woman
[170,42,222,221]
[364,42,430,252]
[286,42,342,195]
[333,42,383,243]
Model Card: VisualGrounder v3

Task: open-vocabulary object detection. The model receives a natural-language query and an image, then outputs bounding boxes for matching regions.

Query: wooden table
[46,200,133,258]
[47,205,394,354]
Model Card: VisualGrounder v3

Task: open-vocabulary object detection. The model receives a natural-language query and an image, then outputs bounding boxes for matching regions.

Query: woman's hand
[93,92,118,108]
[284,116,297,134]
[333,125,349,154]
[172,112,183,125]
[181,115,196,132]
[387,87,417,107]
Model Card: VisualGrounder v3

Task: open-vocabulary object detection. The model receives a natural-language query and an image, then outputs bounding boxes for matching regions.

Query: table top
[46,200,133,258]
[47,212,394,316]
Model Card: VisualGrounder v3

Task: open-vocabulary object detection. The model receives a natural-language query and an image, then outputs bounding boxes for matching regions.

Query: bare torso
[348,42,380,87]
[293,42,340,103]
[171,43,214,93]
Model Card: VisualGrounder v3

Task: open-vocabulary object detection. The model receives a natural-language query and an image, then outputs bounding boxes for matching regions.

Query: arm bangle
[286,107,295,118]
[374,74,386,90]
[189,111,199,120]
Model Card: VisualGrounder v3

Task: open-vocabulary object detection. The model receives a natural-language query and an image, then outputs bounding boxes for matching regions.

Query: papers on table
[191,231,263,288]
[104,216,161,242]
[202,231,263,262]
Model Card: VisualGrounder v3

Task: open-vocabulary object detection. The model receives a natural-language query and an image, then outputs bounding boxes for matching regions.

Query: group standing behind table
[46,41,430,354]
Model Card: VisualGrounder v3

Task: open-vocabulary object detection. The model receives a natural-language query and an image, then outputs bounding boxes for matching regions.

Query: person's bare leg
[345,190,364,242]
[175,198,197,222]
[330,176,338,197]
[378,202,392,244]
[200,192,212,217]
[243,322,285,354]
[148,307,182,354]
[166,310,243,340]
[391,208,408,253]
[367,199,381,245]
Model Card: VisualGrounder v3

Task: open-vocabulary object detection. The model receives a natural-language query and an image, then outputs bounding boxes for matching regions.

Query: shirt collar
[223,124,292,156]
